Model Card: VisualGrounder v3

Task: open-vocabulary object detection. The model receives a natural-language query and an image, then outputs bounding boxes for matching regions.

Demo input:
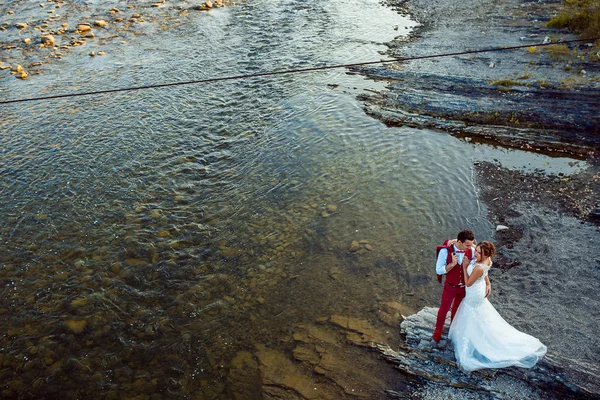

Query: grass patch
[489,79,526,87]
[545,43,573,60]
[462,109,541,128]
[536,80,550,88]
[547,0,600,40]
[560,75,588,89]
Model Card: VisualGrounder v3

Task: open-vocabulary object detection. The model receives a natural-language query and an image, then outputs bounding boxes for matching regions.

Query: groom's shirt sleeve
[436,248,448,275]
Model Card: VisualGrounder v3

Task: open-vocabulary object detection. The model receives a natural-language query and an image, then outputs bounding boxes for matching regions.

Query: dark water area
[0,0,591,398]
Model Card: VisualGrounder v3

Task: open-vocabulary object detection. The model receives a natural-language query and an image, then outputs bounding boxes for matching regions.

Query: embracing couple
[434,229,547,373]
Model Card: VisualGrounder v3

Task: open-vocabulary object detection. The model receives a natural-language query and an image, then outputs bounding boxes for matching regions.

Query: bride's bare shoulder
[470,264,485,273]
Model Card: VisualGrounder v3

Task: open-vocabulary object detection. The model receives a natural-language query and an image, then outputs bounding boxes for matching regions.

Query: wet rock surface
[359,0,600,157]
[378,307,600,400]
[225,315,408,399]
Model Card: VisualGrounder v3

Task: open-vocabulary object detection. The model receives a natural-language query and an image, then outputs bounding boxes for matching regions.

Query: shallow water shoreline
[357,0,600,397]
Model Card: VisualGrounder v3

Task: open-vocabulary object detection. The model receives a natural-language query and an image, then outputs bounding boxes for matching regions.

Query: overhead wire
[0,37,598,105]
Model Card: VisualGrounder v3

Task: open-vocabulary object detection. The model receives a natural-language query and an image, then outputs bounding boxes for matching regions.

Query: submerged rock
[65,319,87,334]
[70,297,88,307]
[255,344,329,399]
[226,351,262,400]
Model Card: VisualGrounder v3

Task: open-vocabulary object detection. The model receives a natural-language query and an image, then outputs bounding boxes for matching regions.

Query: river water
[0,0,588,398]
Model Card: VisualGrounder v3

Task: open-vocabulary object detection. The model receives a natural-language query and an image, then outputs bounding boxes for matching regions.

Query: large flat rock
[377,307,600,400]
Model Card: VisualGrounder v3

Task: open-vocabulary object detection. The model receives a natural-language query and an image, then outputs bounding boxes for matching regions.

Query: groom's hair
[457,229,475,243]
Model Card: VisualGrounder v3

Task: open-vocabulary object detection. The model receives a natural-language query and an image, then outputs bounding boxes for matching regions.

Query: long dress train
[448,261,547,373]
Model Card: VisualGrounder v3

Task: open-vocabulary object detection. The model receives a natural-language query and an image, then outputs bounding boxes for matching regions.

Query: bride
[448,241,547,373]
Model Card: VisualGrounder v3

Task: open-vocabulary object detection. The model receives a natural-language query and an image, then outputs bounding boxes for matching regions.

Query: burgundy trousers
[434,281,466,335]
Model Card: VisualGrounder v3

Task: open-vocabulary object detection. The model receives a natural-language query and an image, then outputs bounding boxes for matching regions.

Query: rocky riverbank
[380,307,600,400]
[355,0,600,398]
[359,0,600,158]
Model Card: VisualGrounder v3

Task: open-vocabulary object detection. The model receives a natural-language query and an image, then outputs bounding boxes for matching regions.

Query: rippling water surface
[0,0,588,398]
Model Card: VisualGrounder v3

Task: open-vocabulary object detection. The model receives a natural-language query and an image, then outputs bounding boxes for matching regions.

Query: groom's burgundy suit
[434,245,473,342]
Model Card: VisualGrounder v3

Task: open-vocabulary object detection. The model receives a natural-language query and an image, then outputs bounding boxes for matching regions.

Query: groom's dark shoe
[433,330,442,342]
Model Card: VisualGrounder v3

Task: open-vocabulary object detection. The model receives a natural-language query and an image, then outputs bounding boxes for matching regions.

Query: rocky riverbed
[0,0,228,80]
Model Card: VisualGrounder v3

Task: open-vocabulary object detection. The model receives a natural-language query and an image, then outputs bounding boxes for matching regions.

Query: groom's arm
[485,275,491,297]
[436,248,457,274]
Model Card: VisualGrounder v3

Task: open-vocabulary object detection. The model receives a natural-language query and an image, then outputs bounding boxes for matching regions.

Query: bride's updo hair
[478,241,496,259]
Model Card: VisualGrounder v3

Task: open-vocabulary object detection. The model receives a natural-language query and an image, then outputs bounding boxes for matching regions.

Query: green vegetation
[461,109,541,129]
[545,43,574,60]
[489,79,526,87]
[560,75,587,89]
[536,79,550,88]
[547,0,600,41]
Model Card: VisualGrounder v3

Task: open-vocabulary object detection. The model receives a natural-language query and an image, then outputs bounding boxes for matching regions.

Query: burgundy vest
[444,246,473,285]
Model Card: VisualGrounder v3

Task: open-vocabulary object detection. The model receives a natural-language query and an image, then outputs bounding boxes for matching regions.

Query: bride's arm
[463,264,484,287]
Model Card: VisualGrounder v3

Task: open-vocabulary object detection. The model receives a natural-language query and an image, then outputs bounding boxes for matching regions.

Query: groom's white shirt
[435,245,474,275]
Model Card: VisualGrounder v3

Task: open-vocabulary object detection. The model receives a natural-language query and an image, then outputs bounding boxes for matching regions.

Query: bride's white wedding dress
[448,260,547,373]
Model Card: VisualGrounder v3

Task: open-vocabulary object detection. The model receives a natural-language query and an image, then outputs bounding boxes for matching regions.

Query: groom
[433,229,490,342]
